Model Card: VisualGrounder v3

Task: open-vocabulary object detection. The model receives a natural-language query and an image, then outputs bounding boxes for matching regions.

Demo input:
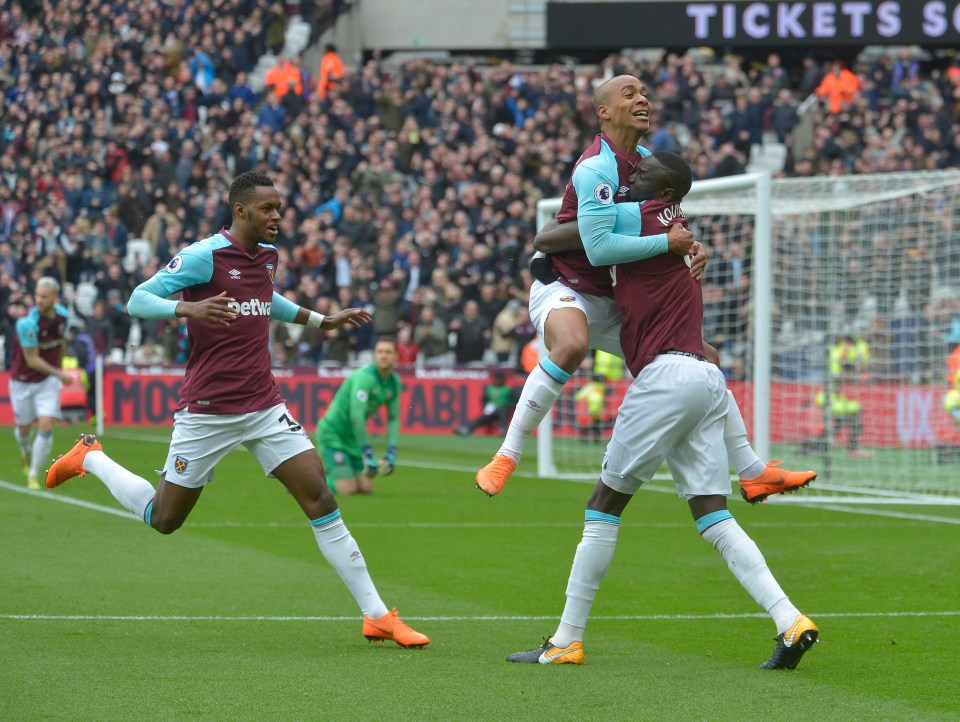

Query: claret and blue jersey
[551,133,668,296]
[128,231,302,415]
[10,304,70,383]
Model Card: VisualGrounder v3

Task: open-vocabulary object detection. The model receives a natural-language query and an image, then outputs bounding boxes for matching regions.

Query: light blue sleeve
[573,157,668,266]
[15,314,39,348]
[128,244,216,320]
[579,214,668,265]
[270,291,300,323]
[128,276,182,319]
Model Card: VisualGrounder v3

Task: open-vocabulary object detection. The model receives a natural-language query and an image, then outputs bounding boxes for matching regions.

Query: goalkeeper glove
[378,446,397,476]
[362,445,378,478]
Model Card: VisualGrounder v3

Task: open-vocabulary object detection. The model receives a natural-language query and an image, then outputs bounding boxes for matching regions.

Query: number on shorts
[278,412,302,433]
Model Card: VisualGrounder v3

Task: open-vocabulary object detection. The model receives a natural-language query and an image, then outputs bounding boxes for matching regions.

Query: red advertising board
[1,369,957,447]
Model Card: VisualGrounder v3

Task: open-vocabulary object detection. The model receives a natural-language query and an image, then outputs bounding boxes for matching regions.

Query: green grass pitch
[2,426,958,720]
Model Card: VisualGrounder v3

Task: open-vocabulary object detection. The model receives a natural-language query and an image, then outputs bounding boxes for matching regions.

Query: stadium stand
[2,0,960,379]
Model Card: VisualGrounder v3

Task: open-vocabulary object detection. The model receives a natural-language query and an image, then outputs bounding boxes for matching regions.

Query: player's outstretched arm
[315,307,372,330]
[291,306,372,329]
[271,291,372,330]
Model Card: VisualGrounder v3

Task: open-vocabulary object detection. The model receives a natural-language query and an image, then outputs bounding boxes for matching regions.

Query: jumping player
[476,75,815,503]
[45,171,429,649]
[506,152,819,669]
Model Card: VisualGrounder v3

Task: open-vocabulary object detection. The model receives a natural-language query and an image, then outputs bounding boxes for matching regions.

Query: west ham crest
[174,456,189,474]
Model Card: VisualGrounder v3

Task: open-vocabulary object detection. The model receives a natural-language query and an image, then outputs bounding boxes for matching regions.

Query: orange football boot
[45,434,102,489]
[476,454,517,497]
[739,460,816,504]
[362,608,430,648]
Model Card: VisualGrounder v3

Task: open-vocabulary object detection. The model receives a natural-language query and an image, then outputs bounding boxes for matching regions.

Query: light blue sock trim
[585,509,621,525]
[540,357,572,384]
[38,430,53,438]
[696,510,733,534]
[309,509,342,527]
[143,500,154,528]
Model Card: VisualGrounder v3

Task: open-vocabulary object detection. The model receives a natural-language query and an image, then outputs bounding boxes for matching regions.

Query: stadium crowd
[2,0,960,379]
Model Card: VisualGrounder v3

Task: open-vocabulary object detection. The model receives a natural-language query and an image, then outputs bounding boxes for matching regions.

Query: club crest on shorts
[174,456,189,473]
[333,450,346,465]
[560,296,576,302]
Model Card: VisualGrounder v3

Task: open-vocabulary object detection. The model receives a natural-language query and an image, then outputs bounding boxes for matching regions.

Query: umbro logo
[229,269,241,279]
[617,186,630,196]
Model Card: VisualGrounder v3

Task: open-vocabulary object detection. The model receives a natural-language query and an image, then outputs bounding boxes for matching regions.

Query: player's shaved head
[593,75,642,113]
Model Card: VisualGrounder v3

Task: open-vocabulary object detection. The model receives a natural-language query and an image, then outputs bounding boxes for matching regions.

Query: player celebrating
[45,171,429,649]
[315,337,401,495]
[506,152,818,669]
[476,75,815,504]
[9,276,73,489]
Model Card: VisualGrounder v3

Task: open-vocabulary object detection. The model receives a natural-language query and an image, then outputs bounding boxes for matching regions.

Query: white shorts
[161,402,315,488]
[9,376,63,425]
[528,280,624,357]
[600,354,731,499]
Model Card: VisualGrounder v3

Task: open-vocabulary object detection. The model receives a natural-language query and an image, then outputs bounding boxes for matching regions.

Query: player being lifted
[315,337,401,496]
[506,152,819,669]
[476,75,815,504]
[45,171,429,649]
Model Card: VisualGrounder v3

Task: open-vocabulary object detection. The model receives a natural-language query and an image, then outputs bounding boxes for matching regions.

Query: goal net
[535,169,960,503]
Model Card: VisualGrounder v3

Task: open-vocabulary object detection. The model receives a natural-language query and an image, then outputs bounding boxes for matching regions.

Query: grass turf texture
[2,426,958,720]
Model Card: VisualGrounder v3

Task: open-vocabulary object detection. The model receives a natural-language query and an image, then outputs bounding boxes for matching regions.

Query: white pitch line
[0,481,935,530]
[2,611,958,623]
[0,480,136,519]
[5,456,960,526]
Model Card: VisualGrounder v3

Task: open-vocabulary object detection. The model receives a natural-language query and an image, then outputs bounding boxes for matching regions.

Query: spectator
[317,44,344,100]
[815,60,861,113]
[371,278,404,339]
[395,324,419,365]
[265,55,303,99]
[413,305,448,361]
[450,299,488,365]
[490,299,522,364]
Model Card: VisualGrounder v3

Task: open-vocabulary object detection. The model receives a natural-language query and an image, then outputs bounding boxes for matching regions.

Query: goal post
[535,169,960,501]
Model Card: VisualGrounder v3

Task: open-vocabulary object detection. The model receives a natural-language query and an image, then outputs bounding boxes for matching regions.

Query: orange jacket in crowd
[317,48,344,99]
[265,59,302,99]
[815,65,860,113]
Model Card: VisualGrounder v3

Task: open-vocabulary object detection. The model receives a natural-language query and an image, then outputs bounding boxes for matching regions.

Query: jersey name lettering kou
[655,203,685,227]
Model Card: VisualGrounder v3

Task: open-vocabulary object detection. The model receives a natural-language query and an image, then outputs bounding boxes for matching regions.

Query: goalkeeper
[315,338,401,495]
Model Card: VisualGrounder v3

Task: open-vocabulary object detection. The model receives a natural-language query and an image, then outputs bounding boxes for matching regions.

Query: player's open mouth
[634,111,649,119]
[266,225,279,235]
